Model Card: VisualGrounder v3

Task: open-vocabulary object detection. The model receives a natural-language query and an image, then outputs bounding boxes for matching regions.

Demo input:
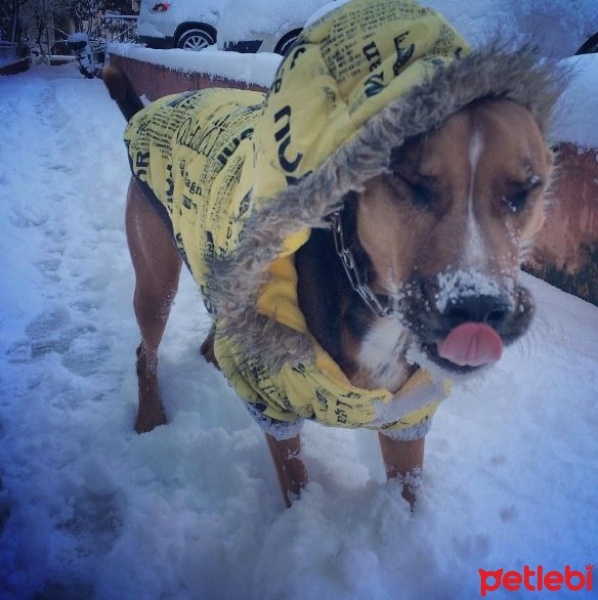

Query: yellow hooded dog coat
[124,0,561,437]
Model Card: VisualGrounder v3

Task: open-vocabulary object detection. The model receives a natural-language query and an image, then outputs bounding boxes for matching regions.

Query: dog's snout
[444,295,511,329]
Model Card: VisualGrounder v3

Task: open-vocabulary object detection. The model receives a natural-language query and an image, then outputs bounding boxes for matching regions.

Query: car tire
[274,29,303,56]
[176,27,216,51]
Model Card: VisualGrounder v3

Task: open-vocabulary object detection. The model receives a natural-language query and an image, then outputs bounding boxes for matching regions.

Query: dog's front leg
[265,434,308,508]
[378,434,425,507]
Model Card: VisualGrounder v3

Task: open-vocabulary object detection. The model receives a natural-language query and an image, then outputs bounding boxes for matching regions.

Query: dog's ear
[102,65,144,122]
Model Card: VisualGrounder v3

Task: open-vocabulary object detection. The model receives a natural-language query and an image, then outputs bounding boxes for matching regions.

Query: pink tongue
[437,322,503,367]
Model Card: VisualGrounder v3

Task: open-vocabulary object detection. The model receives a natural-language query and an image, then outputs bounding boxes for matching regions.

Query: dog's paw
[134,409,168,434]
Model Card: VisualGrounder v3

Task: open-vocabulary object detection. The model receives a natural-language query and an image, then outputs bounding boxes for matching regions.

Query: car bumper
[224,40,263,53]
[138,34,175,49]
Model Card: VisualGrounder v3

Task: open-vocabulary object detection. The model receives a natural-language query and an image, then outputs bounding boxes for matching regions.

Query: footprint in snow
[5,306,104,376]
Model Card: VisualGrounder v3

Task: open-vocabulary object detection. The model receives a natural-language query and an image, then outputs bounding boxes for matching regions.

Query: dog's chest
[350,316,412,392]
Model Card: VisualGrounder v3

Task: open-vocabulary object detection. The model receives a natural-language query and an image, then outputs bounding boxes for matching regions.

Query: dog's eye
[408,181,433,207]
[502,189,529,213]
[391,173,433,207]
[502,176,543,214]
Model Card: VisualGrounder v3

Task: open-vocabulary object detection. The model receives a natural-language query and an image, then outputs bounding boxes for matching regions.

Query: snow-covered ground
[0,58,597,599]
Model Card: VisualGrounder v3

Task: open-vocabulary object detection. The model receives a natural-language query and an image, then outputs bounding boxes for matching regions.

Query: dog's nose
[443,295,511,329]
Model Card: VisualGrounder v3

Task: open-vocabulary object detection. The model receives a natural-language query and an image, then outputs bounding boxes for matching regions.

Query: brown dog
[104,0,564,508]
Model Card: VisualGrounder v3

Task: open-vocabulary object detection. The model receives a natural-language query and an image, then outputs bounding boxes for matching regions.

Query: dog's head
[354,97,553,373]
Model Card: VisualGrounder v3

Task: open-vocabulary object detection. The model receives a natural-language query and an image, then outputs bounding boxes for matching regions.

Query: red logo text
[479,565,593,596]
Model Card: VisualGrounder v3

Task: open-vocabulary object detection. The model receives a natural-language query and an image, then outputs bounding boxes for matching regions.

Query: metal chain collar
[329,210,392,318]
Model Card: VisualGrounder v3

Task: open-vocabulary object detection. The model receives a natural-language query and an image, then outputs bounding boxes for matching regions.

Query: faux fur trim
[208,45,570,371]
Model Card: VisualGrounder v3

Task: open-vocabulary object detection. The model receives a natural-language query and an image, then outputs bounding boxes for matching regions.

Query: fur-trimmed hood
[208,0,567,370]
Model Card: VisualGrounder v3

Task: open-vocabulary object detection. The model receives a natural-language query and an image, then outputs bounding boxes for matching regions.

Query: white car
[425,0,598,58]
[218,0,334,55]
[220,0,597,58]
[136,0,228,50]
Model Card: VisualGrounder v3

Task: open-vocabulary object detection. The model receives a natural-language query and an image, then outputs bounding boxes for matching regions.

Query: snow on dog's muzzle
[399,271,534,373]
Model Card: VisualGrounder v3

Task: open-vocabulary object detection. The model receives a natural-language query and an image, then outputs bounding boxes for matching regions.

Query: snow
[552,55,598,150]
[433,270,510,314]
[217,0,332,42]
[425,0,598,57]
[107,42,282,88]
[1,53,597,600]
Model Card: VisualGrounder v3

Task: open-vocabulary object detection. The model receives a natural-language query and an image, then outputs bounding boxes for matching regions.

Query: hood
[209,0,568,369]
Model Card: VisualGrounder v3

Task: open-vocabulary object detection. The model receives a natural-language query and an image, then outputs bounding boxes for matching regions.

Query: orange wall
[534,143,598,272]
[107,54,266,99]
